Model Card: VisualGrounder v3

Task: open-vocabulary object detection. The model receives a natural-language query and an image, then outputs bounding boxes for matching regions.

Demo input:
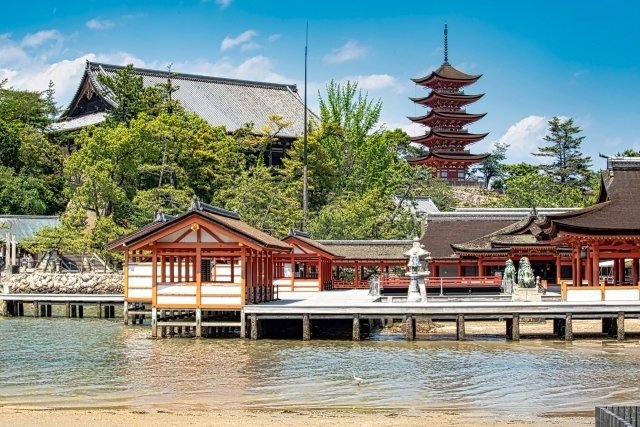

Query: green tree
[96,64,173,125]
[470,141,509,188]
[533,117,593,187]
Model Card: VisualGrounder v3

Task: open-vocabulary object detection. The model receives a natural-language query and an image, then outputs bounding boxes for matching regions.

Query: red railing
[380,276,502,289]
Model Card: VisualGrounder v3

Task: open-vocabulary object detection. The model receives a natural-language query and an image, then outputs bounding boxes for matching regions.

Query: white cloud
[323,40,366,64]
[496,115,548,164]
[267,34,281,43]
[216,0,232,9]
[21,30,63,47]
[341,74,404,93]
[220,29,257,51]
[86,19,115,31]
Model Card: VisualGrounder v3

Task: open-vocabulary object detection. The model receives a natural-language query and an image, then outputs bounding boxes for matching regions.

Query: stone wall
[2,272,124,294]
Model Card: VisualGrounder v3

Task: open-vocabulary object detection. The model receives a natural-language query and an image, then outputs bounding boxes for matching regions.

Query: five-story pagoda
[407,25,489,184]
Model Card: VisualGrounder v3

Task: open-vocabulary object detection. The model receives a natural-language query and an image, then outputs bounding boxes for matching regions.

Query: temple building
[53,61,315,166]
[407,25,489,184]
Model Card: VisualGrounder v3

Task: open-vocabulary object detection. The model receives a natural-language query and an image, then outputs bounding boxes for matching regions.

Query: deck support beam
[456,314,465,341]
[564,313,573,341]
[123,301,129,325]
[151,307,158,338]
[1,299,8,317]
[303,313,311,340]
[250,314,259,340]
[405,314,415,340]
[617,312,625,341]
[96,302,102,319]
[240,311,246,338]
[352,314,361,341]
[195,309,202,338]
[65,302,70,318]
[506,314,520,341]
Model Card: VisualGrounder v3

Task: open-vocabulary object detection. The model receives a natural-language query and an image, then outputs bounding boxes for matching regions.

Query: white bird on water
[352,372,363,385]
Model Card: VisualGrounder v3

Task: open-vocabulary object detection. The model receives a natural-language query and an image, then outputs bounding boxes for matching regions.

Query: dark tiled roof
[421,218,521,258]
[536,167,640,235]
[412,63,481,85]
[57,61,315,139]
[318,240,414,261]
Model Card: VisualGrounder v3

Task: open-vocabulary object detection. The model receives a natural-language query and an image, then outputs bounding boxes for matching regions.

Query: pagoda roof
[410,91,484,107]
[408,110,486,126]
[530,162,640,237]
[406,151,489,166]
[412,63,481,87]
[53,61,316,138]
[410,129,489,145]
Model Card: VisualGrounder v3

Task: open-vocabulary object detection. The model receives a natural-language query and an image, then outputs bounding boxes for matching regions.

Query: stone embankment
[2,272,123,294]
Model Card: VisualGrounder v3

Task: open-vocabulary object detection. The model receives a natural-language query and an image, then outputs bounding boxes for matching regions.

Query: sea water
[1,317,639,418]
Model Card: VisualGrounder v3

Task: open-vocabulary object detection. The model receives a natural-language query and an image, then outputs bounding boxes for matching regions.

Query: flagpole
[302,21,309,231]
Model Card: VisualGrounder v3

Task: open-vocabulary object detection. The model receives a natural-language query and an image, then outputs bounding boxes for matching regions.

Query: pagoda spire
[444,24,449,64]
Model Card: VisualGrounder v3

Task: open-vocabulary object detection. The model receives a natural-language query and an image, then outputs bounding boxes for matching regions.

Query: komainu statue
[503,259,516,293]
[517,257,535,288]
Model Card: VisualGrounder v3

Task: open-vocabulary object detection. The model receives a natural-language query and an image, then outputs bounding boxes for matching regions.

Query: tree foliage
[470,141,509,188]
[533,117,593,187]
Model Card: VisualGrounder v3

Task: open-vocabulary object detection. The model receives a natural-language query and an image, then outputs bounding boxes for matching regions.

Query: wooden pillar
[195,309,202,338]
[507,314,520,341]
[613,259,620,285]
[576,252,582,286]
[456,314,465,341]
[65,301,70,318]
[250,313,259,340]
[96,302,103,319]
[591,246,600,285]
[302,313,311,340]
[151,307,158,338]
[633,258,639,286]
[617,312,625,341]
[196,247,201,308]
[405,314,415,341]
[555,255,562,284]
[618,258,626,284]
[585,248,593,286]
[477,258,484,277]
[354,261,359,288]
[352,314,361,341]
[564,313,573,341]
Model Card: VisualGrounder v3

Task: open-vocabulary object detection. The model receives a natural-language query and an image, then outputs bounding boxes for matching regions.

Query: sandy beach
[0,407,595,427]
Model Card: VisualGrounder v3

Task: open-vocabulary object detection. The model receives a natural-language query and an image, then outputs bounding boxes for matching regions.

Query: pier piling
[617,312,625,341]
[565,313,573,341]
[302,313,311,340]
[506,314,520,341]
[352,314,361,341]
[456,314,465,341]
[405,314,415,340]
[250,314,259,340]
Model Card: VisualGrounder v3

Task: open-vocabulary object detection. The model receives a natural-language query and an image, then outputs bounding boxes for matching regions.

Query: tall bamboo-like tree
[533,117,593,187]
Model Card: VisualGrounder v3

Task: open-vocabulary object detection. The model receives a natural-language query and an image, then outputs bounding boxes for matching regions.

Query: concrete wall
[2,272,123,294]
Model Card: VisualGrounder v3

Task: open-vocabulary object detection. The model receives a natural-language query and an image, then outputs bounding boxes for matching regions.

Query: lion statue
[502,259,517,293]
[517,257,535,288]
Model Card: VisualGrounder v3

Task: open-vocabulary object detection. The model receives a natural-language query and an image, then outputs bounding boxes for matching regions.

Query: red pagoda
[407,25,489,184]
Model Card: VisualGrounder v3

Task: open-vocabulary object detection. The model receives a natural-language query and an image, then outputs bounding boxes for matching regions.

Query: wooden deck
[243,290,640,341]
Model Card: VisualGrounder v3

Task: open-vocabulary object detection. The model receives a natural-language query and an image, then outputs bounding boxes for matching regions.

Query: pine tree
[533,117,593,187]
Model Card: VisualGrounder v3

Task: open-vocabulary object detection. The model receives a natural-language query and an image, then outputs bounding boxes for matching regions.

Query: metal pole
[302,21,309,230]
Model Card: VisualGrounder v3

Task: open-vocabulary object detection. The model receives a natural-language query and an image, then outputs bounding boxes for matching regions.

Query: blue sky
[1,0,639,168]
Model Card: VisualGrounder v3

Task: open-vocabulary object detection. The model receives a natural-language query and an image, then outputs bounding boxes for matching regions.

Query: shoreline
[0,407,595,427]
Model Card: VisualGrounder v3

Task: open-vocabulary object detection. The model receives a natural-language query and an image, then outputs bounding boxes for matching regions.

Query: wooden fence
[595,406,639,426]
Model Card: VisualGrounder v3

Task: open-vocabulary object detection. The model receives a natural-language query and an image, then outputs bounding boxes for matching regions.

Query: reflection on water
[1,317,640,417]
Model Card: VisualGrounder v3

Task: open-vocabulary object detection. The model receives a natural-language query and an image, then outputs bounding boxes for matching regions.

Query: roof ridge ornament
[444,23,449,64]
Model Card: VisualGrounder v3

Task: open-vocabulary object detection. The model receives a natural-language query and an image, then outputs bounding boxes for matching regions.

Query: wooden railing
[331,279,369,289]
